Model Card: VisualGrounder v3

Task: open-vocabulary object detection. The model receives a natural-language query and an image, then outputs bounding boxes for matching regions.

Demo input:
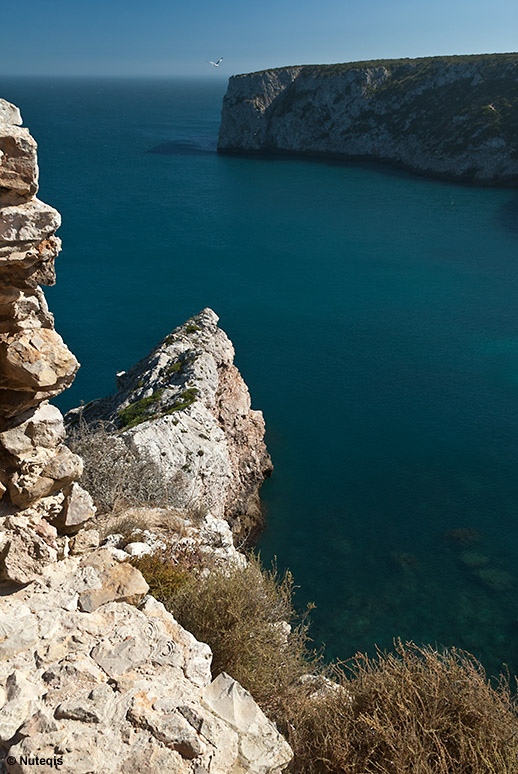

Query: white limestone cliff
[218,54,518,185]
[67,308,273,541]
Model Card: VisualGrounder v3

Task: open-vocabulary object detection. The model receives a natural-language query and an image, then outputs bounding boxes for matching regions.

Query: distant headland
[218,53,518,186]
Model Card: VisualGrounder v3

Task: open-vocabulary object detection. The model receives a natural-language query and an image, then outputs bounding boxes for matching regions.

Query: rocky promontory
[67,308,272,541]
[218,53,518,185]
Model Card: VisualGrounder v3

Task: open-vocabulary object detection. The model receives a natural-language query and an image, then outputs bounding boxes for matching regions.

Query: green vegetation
[248,52,518,78]
[165,351,197,377]
[117,388,164,429]
[163,387,198,414]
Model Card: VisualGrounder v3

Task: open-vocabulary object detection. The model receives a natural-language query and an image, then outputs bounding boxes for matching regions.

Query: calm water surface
[3,77,518,673]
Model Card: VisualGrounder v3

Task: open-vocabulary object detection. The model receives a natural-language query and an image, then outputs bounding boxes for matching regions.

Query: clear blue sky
[1,0,516,77]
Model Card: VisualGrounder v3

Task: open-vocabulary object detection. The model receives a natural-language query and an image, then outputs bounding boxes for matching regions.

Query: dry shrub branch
[284,640,518,774]
[67,418,184,514]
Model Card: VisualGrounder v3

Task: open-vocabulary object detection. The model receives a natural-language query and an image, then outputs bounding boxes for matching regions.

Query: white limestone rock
[53,482,96,533]
[68,308,272,539]
[0,199,60,245]
[0,554,292,773]
[0,100,22,126]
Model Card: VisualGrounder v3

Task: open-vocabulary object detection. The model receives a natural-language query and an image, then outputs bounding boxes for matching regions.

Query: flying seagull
[209,57,223,67]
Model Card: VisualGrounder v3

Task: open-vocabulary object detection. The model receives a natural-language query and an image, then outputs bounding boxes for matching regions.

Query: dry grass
[158,553,319,716]
[285,640,518,774]
[92,506,188,544]
[67,418,191,516]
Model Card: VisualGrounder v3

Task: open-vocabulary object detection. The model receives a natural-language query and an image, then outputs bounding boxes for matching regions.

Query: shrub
[118,388,164,429]
[285,640,518,774]
[130,546,201,600]
[158,553,318,716]
[67,418,184,514]
[163,387,198,414]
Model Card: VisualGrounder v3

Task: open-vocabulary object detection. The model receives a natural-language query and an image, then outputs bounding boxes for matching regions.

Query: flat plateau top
[241,52,518,78]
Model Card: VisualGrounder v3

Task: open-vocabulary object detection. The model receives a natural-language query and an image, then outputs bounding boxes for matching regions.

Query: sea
[3,76,518,675]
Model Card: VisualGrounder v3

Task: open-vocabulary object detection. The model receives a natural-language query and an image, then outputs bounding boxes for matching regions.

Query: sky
[1,0,517,77]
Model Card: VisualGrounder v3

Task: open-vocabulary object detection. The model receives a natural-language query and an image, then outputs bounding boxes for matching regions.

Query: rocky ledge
[218,53,518,185]
[67,309,273,540]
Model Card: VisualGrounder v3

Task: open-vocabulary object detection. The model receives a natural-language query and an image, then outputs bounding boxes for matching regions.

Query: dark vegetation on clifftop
[245,52,518,78]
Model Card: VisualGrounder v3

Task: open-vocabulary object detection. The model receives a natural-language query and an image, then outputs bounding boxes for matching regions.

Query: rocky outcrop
[67,309,272,540]
[218,53,518,185]
[0,549,292,773]
[0,99,292,773]
[100,508,248,568]
[0,99,94,584]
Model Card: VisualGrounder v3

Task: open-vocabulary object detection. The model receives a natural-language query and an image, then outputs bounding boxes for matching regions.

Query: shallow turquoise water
[4,77,518,674]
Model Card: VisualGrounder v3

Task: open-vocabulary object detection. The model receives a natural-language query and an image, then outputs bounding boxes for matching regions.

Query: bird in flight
[209,57,223,67]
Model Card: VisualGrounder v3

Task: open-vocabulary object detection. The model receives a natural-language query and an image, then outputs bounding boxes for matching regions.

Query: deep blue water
[3,77,518,674]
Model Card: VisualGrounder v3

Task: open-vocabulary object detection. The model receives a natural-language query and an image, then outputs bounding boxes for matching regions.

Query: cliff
[67,308,272,541]
[218,53,518,185]
[0,98,95,582]
[0,100,291,773]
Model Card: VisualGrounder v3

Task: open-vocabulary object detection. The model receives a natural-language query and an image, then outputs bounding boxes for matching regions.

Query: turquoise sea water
[3,77,518,674]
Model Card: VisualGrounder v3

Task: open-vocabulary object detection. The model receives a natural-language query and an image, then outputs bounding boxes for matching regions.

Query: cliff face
[218,53,518,185]
[68,308,273,540]
[0,99,95,584]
